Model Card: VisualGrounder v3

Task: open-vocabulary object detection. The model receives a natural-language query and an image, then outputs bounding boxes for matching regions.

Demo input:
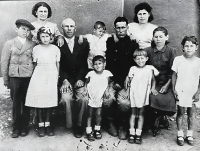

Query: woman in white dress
[85,55,113,141]
[26,27,60,137]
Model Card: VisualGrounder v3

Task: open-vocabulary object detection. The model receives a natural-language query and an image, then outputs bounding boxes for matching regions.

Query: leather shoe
[12,129,20,138]
[107,122,117,137]
[38,127,45,137]
[118,126,128,140]
[21,128,29,137]
[46,126,54,136]
[74,126,83,138]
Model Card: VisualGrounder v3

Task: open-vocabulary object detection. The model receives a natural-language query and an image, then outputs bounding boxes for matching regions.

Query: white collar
[64,36,75,43]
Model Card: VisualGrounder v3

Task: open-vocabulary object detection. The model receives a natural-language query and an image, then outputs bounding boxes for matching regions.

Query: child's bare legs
[94,108,102,139]
[137,107,145,131]
[129,107,137,143]
[86,106,95,141]
[186,106,194,145]
[176,105,185,145]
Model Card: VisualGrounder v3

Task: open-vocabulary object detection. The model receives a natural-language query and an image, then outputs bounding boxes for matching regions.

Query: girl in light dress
[85,55,113,141]
[172,36,200,146]
[125,50,159,144]
[25,27,60,137]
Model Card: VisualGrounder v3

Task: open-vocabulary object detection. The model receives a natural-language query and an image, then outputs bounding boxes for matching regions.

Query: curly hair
[32,2,52,18]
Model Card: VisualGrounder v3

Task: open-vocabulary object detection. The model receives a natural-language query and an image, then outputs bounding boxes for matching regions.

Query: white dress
[85,34,110,69]
[128,22,157,49]
[25,44,60,108]
[86,70,113,108]
[128,65,159,108]
[172,55,200,107]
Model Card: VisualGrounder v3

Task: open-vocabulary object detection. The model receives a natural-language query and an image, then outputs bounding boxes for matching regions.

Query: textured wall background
[0,0,199,76]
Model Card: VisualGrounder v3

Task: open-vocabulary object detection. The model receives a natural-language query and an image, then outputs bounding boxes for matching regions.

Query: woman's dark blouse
[145,45,177,87]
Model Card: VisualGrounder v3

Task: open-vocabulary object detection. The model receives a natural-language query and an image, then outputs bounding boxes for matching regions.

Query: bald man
[59,18,89,138]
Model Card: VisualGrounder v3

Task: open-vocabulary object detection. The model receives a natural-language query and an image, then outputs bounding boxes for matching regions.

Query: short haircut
[37,27,52,42]
[133,49,147,59]
[181,36,198,46]
[92,55,106,64]
[133,2,154,23]
[114,16,128,27]
[32,2,52,18]
[94,21,106,30]
[151,26,170,48]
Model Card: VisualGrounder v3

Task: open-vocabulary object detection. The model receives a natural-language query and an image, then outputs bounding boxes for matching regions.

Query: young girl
[172,36,200,146]
[85,55,113,141]
[25,27,60,137]
[125,50,159,144]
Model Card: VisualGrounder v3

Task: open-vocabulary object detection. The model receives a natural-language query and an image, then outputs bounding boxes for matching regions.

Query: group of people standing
[1,1,199,146]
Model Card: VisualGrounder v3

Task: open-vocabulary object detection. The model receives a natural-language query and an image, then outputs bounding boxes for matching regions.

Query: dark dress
[145,45,176,115]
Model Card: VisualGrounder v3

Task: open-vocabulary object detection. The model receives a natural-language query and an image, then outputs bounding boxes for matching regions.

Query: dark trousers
[10,77,30,131]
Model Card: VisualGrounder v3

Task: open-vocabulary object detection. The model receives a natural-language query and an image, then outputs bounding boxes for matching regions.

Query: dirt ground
[0,78,200,151]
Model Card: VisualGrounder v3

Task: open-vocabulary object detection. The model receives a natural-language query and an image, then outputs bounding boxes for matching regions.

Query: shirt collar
[64,36,75,43]
[153,45,166,53]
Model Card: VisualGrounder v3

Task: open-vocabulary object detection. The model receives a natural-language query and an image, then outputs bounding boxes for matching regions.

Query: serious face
[115,21,128,39]
[61,18,76,38]
[16,25,31,38]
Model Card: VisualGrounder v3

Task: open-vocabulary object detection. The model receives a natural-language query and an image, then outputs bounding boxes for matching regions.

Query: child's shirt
[128,65,159,107]
[1,37,36,84]
[85,33,110,68]
[86,70,112,108]
[172,55,200,107]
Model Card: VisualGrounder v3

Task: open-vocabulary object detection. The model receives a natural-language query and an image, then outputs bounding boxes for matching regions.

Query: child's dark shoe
[128,135,135,144]
[38,127,45,137]
[46,126,54,136]
[186,136,194,146]
[177,136,184,146]
[87,132,95,141]
[135,135,142,144]
[94,130,102,139]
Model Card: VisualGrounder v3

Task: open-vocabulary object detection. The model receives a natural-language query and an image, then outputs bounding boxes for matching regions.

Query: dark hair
[181,36,198,46]
[151,26,170,48]
[32,2,52,18]
[92,55,106,64]
[133,49,147,59]
[94,21,106,30]
[37,27,52,42]
[114,16,128,27]
[133,2,154,23]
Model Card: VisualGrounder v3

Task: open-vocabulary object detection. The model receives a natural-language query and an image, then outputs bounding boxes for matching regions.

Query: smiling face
[16,25,30,38]
[93,60,105,74]
[153,31,169,48]
[94,25,105,38]
[36,6,48,21]
[137,9,150,24]
[134,55,148,67]
[40,33,51,45]
[183,41,198,58]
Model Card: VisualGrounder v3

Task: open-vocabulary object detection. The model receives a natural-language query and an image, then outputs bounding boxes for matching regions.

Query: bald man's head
[61,18,76,38]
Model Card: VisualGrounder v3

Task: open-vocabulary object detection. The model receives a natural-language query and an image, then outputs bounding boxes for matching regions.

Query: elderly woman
[31,2,64,46]
[128,2,157,49]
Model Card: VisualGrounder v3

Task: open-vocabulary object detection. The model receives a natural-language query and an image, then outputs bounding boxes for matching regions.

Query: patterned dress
[25,44,60,108]
[86,70,113,108]
[129,65,159,108]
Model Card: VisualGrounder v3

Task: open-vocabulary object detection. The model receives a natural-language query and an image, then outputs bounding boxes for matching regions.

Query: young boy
[1,19,35,138]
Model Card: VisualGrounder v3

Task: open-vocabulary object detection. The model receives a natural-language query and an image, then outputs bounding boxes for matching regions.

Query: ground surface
[0,78,200,151]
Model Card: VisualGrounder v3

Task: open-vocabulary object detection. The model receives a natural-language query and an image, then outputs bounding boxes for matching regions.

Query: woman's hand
[159,85,169,93]
[172,89,178,100]
[151,88,158,96]
[192,92,199,102]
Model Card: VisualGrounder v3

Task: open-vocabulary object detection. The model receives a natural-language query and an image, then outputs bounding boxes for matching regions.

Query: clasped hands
[60,79,84,94]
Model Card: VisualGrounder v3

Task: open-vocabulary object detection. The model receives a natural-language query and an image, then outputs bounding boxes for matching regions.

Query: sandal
[94,130,102,139]
[186,136,194,146]
[177,136,184,146]
[135,135,142,144]
[128,135,135,144]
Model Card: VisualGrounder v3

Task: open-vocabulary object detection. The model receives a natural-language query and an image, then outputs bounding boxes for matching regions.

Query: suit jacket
[59,36,89,86]
[1,37,36,84]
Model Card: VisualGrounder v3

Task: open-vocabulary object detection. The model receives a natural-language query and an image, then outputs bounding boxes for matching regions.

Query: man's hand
[151,88,158,96]
[193,92,199,102]
[159,85,169,94]
[75,80,84,88]
[78,35,83,45]
[4,81,10,89]
[60,80,72,94]
[172,89,178,100]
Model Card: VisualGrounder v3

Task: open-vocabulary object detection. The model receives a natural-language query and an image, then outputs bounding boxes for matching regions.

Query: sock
[136,129,142,136]
[86,127,92,134]
[177,130,184,140]
[94,125,101,131]
[129,128,135,135]
[187,130,193,140]
[45,122,50,127]
[38,122,44,127]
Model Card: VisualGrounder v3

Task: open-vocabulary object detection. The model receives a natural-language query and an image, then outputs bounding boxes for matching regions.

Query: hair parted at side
[32,2,52,18]
[92,55,106,64]
[114,16,128,27]
[133,49,147,58]
[181,36,198,46]
[133,2,154,23]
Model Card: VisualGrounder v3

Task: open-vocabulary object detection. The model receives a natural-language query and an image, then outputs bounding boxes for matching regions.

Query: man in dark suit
[59,18,89,138]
